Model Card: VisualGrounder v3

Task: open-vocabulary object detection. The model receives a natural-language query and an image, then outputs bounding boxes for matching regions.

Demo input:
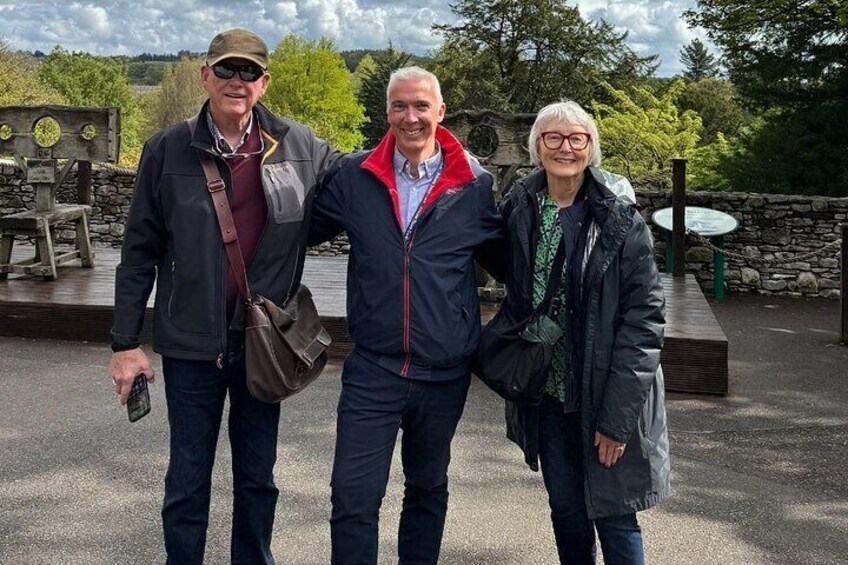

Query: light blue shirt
[393,145,443,233]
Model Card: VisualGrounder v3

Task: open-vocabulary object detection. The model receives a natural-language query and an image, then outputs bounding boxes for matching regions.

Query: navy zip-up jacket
[309,127,504,380]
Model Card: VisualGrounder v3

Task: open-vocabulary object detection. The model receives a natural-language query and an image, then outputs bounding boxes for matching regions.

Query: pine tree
[680,39,720,81]
[357,45,412,148]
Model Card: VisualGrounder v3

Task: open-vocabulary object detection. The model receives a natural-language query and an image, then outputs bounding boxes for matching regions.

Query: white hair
[386,66,443,110]
[528,100,602,168]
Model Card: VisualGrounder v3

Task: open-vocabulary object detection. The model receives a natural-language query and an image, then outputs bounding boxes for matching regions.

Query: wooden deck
[0,248,727,394]
[0,246,352,359]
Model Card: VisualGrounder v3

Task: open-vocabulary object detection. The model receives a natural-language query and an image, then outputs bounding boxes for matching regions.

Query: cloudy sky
[0,0,711,76]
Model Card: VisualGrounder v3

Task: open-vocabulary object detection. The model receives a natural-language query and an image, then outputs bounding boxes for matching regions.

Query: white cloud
[0,0,716,74]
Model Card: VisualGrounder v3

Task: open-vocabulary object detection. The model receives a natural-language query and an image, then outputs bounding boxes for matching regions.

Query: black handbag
[475,238,566,405]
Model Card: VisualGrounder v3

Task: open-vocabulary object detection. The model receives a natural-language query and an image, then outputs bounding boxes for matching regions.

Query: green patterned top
[531,194,573,405]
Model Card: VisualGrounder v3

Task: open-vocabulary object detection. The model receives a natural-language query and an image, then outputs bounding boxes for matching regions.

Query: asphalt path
[1,294,846,564]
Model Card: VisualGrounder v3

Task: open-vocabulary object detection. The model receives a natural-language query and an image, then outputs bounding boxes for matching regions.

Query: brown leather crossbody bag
[188,117,331,403]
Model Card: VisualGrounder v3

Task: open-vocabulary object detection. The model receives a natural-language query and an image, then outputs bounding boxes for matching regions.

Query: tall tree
[38,47,142,163]
[0,41,66,108]
[678,78,751,143]
[679,39,720,81]
[263,35,366,152]
[686,1,848,196]
[685,0,847,109]
[432,0,657,113]
[140,58,207,141]
[355,45,412,148]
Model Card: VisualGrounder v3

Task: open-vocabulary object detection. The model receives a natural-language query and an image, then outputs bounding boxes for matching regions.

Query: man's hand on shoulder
[109,348,154,406]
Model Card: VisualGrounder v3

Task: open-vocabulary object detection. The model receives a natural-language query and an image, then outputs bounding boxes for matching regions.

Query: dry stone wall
[638,190,846,299]
[0,161,843,297]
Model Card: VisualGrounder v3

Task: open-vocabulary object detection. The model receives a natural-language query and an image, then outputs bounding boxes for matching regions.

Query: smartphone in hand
[127,373,151,422]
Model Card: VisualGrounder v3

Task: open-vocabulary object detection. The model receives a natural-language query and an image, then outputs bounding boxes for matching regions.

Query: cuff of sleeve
[596,423,629,445]
[109,331,140,353]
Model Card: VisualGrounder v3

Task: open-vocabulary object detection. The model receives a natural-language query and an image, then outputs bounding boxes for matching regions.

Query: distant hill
[340,49,433,72]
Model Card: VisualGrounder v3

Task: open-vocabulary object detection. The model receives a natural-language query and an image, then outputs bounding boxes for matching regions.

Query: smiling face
[386,77,445,162]
[201,57,269,127]
[536,121,592,184]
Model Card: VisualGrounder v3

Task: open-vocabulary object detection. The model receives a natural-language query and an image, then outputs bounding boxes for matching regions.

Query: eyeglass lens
[211,62,263,82]
[542,132,590,150]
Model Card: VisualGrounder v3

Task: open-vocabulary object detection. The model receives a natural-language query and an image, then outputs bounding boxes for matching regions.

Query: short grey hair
[386,66,443,110]
[528,100,602,168]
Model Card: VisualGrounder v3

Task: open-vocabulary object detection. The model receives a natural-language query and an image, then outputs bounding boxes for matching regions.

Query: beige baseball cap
[206,28,269,69]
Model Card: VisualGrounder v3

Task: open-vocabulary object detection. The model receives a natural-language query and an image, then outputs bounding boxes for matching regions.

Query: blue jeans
[330,350,471,565]
[538,396,644,565]
[161,342,281,565]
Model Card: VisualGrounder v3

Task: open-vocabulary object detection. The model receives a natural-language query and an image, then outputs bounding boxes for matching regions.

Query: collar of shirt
[393,144,443,181]
[206,109,263,157]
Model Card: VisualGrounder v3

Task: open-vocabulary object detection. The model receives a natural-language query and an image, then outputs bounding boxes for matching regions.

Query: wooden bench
[0,205,94,280]
[660,273,729,395]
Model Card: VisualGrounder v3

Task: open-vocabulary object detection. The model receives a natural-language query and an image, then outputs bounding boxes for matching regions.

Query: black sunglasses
[210,61,265,82]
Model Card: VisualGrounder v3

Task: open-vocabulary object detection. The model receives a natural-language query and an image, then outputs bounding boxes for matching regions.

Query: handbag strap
[538,231,567,318]
[187,115,251,301]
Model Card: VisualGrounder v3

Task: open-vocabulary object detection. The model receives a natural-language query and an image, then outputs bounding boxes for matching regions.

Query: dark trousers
[330,350,471,565]
[161,343,281,565]
[538,396,645,565]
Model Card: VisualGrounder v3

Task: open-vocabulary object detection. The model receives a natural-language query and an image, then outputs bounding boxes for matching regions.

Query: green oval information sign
[651,206,739,237]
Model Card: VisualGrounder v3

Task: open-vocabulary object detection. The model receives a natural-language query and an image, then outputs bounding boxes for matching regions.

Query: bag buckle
[207,178,225,192]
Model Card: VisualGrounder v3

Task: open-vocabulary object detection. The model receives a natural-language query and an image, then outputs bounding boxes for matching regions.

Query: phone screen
[127,374,151,422]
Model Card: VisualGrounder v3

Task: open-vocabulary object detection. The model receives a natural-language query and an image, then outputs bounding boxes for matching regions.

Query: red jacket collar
[361,126,477,231]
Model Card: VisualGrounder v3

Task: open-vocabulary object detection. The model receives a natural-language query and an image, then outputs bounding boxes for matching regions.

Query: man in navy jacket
[310,67,503,564]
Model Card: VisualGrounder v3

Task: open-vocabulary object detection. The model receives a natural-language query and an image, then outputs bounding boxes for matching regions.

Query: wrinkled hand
[108,348,154,406]
[594,431,626,468]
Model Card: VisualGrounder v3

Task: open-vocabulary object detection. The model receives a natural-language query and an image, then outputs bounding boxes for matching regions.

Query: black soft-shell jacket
[110,101,340,359]
[501,168,670,519]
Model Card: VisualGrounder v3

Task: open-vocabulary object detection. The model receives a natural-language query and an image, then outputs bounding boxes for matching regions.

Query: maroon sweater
[225,125,267,318]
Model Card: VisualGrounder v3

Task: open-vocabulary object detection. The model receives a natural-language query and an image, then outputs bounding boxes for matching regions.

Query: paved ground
[1,294,846,564]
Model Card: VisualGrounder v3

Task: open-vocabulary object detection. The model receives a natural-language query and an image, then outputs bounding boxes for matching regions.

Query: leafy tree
[678,78,751,143]
[707,107,848,196]
[128,61,169,85]
[686,1,848,196]
[686,132,734,191]
[429,38,510,112]
[38,47,142,164]
[592,80,702,179]
[351,54,375,94]
[0,41,66,108]
[679,38,720,81]
[264,35,366,152]
[685,0,847,110]
[432,0,658,112]
[140,58,207,141]
[355,46,412,148]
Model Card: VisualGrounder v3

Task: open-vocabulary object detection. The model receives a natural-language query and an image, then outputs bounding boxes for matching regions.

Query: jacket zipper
[398,190,445,377]
[400,231,416,376]
[167,260,176,319]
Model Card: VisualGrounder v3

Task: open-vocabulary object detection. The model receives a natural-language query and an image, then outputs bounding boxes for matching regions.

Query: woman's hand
[594,431,626,468]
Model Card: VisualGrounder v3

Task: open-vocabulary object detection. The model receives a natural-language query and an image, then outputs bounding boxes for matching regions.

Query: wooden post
[77,161,92,205]
[671,159,687,278]
[841,224,847,345]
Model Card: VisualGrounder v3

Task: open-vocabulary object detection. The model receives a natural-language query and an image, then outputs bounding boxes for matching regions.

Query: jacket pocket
[263,161,307,224]
[167,260,215,336]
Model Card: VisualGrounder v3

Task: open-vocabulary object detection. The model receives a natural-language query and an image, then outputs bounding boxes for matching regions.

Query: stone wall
[0,161,844,297]
[638,190,846,298]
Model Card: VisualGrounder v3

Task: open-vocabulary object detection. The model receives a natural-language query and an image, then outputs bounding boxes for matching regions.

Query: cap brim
[206,52,267,69]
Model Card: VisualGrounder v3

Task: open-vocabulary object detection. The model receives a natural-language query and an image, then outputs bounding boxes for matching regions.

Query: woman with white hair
[492,100,670,564]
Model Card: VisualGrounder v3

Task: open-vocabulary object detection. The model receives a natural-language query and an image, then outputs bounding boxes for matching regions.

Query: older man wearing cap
[108,28,341,564]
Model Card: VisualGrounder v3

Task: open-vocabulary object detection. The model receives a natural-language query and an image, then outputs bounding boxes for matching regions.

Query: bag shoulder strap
[538,235,567,317]
[186,117,251,300]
